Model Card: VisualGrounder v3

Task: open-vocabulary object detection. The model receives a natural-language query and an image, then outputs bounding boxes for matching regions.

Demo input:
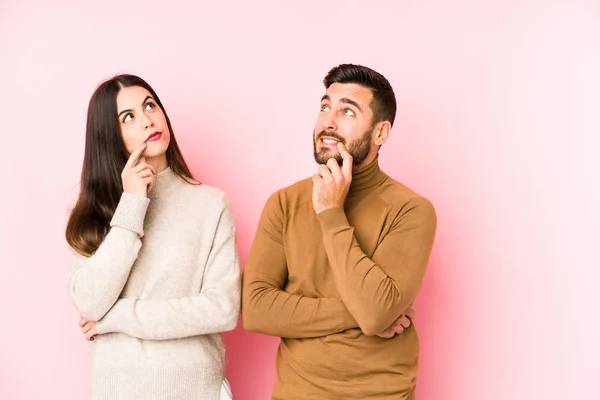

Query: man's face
[313,82,376,166]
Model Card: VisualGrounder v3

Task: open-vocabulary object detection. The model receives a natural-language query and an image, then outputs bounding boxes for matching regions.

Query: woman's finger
[124,143,147,170]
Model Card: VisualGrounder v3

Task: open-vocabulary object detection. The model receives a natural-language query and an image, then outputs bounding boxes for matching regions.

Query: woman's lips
[145,132,162,142]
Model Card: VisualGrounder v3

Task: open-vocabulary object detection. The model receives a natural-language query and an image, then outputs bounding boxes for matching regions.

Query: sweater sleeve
[94,195,241,340]
[317,196,437,336]
[241,192,358,339]
[68,193,150,321]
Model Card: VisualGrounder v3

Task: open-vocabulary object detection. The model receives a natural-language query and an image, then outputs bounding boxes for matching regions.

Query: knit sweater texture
[69,167,241,400]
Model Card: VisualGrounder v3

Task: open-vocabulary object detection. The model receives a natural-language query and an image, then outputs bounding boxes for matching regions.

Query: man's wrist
[316,207,348,228]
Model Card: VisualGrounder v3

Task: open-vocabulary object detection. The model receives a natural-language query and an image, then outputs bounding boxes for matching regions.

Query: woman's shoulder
[180,182,230,208]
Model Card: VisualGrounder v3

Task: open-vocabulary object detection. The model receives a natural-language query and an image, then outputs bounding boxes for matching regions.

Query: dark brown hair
[324,64,397,127]
[66,74,195,256]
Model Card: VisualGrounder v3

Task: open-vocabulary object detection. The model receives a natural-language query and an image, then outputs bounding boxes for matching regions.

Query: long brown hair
[66,74,195,257]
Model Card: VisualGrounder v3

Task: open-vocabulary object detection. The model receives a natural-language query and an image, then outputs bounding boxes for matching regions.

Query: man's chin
[314,151,343,166]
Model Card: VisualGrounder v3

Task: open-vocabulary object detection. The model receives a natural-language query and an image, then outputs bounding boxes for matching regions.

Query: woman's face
[116,85,170,159]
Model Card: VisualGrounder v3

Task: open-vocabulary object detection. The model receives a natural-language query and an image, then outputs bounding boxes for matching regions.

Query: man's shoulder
[279,177,313,197]
[262,177,313,215]
[378,175,435,214]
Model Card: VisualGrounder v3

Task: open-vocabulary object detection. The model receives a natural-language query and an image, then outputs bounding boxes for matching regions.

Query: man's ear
[373,121,391,146]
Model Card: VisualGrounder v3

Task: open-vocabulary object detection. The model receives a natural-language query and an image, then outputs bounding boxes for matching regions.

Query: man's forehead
[324,82,373,105]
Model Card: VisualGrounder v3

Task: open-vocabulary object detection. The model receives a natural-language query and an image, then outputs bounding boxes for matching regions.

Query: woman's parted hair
[66,74,195,256]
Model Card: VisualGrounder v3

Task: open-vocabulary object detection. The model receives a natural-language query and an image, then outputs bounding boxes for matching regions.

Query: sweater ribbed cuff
[110,193,150,237]
[316,207,349,230]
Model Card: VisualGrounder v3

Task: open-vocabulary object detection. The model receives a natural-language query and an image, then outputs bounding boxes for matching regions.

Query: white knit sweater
[68,167,241,400]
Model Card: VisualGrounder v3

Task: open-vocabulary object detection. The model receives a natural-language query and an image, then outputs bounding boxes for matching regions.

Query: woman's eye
[123,113,133,123]
[145,102,156,111]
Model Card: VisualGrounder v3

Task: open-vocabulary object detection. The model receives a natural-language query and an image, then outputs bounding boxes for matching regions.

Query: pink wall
[1,1,599,399]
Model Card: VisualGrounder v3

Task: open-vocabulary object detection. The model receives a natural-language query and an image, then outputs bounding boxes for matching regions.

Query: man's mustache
[316,131,346,144]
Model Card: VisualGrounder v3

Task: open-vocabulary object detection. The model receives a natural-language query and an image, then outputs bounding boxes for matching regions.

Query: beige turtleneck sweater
[68,167,241,400]
[242,156,437,400]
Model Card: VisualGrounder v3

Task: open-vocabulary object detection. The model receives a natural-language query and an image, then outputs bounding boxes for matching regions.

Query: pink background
[1,1,599,399]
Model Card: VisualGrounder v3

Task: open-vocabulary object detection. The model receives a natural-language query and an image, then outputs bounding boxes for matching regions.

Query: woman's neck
[145,154,168,174]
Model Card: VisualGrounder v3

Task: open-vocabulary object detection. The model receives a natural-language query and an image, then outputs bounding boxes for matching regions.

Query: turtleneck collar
[148,167,183,199]
[348,154,387,196]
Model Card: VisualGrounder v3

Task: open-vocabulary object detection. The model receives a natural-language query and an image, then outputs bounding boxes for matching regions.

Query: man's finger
[393,325,405,335]
[326,158,343,180]
[398,315,411,329]
[377,330,394,338]
[405,306,417,320]
[318,164,333,180]
[337,142,353,178]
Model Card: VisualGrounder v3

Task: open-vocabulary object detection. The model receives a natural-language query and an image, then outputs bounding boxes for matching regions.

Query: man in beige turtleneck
[242,64,437,400]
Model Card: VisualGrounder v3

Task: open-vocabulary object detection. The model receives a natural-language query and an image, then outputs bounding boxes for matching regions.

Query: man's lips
[320,137,340,146]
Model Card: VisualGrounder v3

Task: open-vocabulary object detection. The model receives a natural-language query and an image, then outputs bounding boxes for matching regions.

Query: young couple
[66,64,437,400]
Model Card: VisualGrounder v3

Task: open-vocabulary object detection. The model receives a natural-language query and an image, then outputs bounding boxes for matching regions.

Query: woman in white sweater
[66,74,240,399]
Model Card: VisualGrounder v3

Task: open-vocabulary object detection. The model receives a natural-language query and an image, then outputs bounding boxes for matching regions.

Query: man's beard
[313,126,374,166]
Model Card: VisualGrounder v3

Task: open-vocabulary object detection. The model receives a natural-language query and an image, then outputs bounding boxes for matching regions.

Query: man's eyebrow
[320,95,362,112]
[340,97,362,112]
